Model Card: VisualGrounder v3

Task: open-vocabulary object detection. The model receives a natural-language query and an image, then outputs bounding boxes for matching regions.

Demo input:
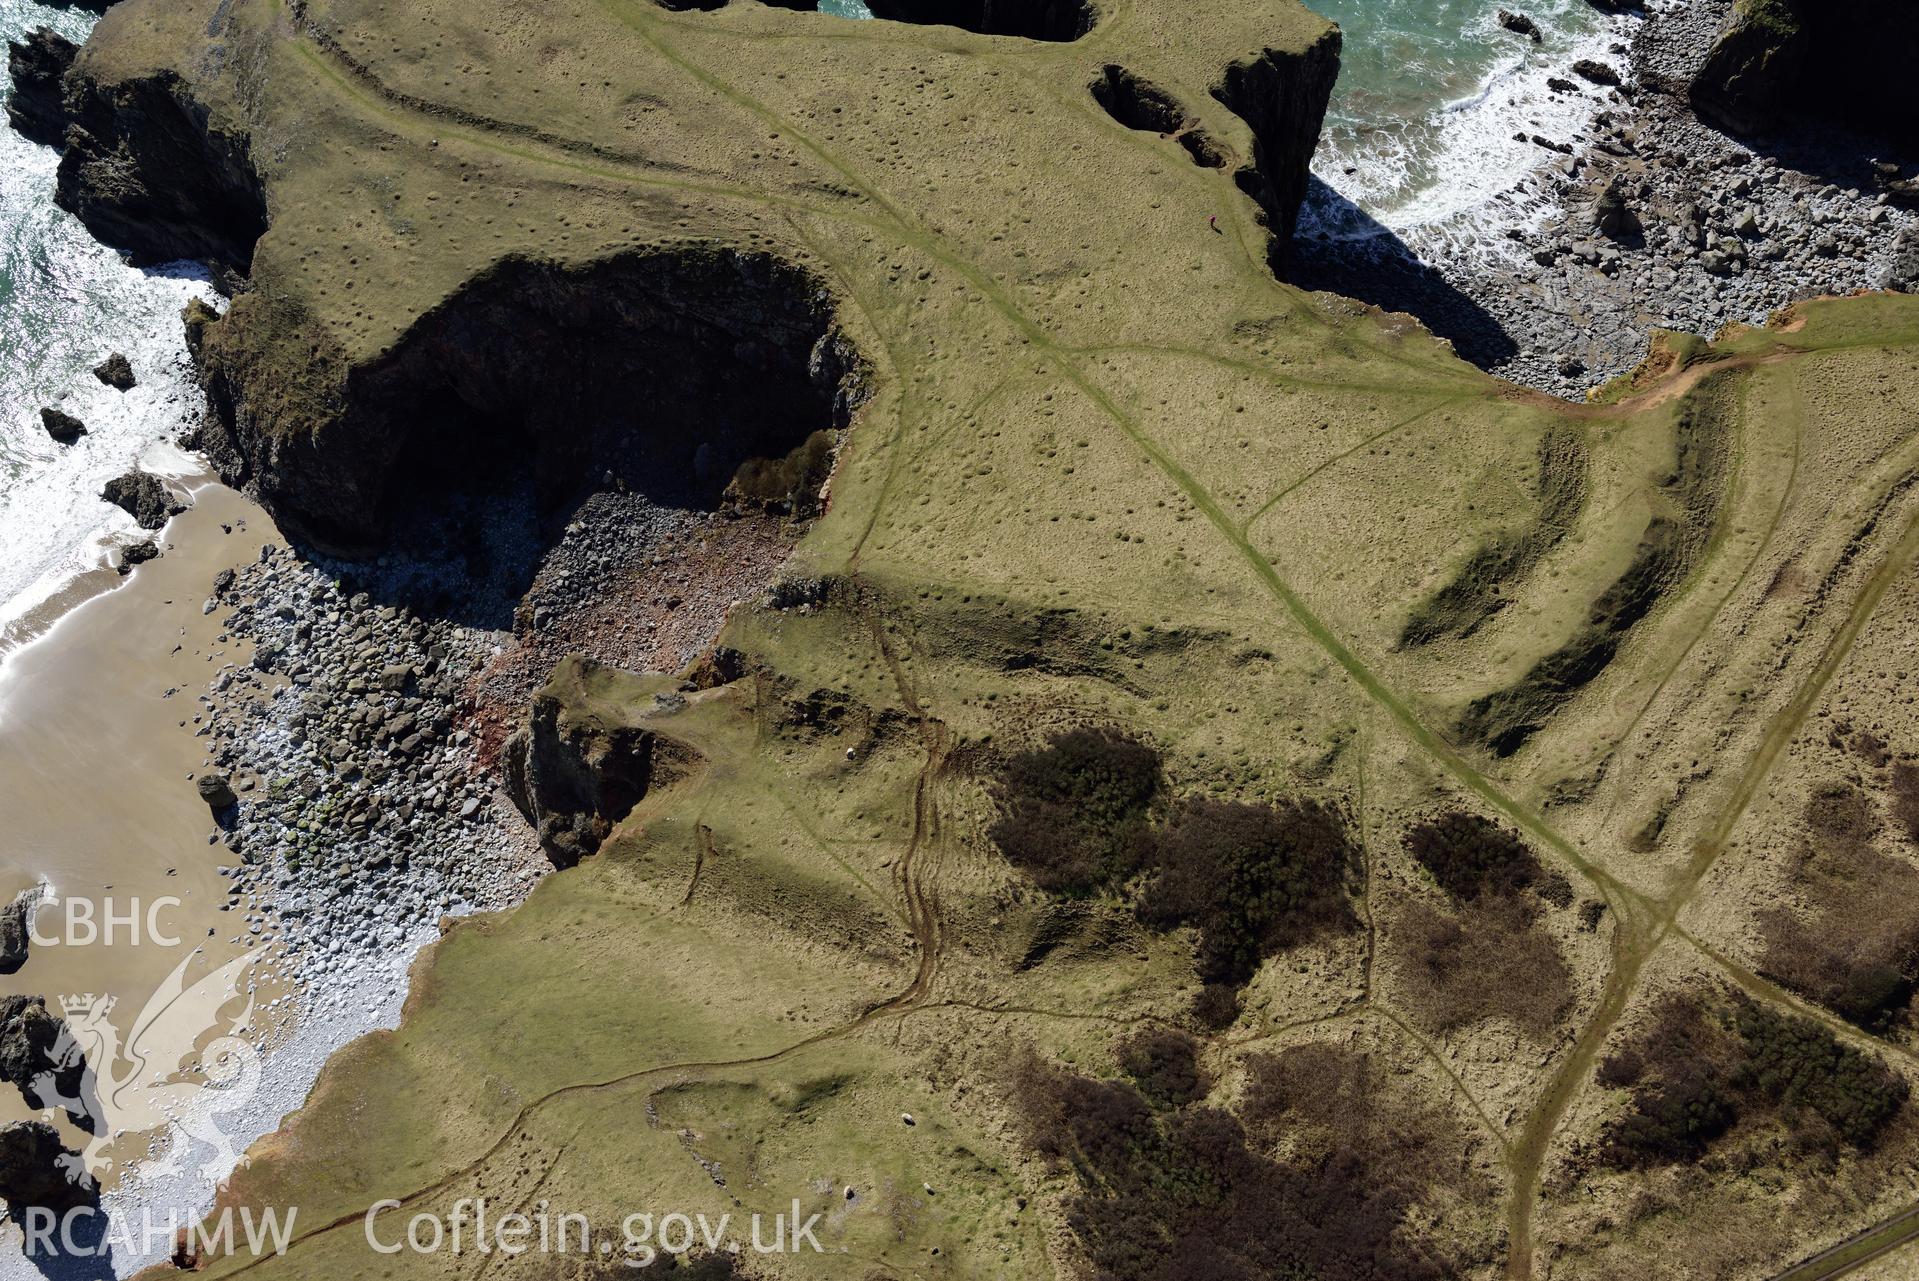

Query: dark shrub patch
[1116,1027,1209,1109]
[1597,992,1908,1170]
[989,727,1163,894]
[1762,784,1919,1033]
[1136,797,1359,986]
[1013,1039,1480,1281]
[990,733,1360,991]
[1399,897,1571,1037]
[1894,762,1919,847]
[1803,780,1880,863]
[1730,998,1908,1150]
[1190,982,1242,1032]
[1405,811,1569,911]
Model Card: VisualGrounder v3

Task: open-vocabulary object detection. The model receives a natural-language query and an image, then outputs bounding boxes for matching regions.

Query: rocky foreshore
[1297,0,1919,397]
[182,482,806,1004]
[185,538,544,1001]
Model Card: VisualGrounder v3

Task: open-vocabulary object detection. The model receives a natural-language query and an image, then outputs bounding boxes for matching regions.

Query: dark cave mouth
[247,248,869,618]
[361,248,864,531]
[656,0,1098,42]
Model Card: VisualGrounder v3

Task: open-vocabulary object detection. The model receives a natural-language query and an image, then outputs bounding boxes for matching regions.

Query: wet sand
[0,479,286,1147]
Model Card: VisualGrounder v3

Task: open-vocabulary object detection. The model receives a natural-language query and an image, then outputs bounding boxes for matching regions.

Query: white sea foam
[1303,1,1639,270]
[0,0,215,658]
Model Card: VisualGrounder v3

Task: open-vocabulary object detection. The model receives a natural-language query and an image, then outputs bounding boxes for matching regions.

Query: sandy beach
[0,467,537,1273]
[0,479,287,1144]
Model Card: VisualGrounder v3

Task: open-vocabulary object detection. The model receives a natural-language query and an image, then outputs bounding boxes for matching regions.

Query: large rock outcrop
[504,656,702,868]
[1691,0,1919,149]
[5,26,77,147]
[0,893,32,975]
[53,62,266,270]
[100,469,186,530]
[0,1122,96,1216]
[1212,27,1343,273]
[0,996,90,1127]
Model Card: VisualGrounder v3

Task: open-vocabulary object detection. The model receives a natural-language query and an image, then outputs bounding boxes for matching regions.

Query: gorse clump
[989,728,1360,990]
[1013,1039,1475,1281]
[1764,780,1919,1033]
[1115,1026,1209,1109]
[1731,999,1909,1148]
[989,726,1163,894]
[1596,992,1908,1169]
[1405,811,1569,910]
[1137,797,1359,986]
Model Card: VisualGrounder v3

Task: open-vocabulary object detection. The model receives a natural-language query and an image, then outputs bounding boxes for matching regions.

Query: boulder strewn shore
[1295,0,1918,396]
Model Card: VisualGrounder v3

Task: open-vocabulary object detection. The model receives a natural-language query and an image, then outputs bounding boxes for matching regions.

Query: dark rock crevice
[1211,27,1343,274]
[1090,65,1225,168]
[656,0,1094,38]
[862,0,1094,41]
[191,247,869,558]
[504,655,704,867]
[1691,0,1919,153]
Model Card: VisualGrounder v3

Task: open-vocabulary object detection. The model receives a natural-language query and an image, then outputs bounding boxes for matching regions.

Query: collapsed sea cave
[196,247,871,552]
[655,0,1097,41]
[194,247,869,597]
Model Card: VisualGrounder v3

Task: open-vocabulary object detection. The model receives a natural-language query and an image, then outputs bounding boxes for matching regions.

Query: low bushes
[1405,811,1570,909]
[1013,1038,1476,1281]
[989,727,1162,894]
[1137,797,1358,987]
[990,728,1359,992]
[1762,781,1919,1032]
[1596,992,1908,1169]
[1399,811,1572,1036]
[1399,897,1571,1036]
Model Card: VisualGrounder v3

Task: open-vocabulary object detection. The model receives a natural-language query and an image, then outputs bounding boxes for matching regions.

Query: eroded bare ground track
[110,0,1919,1274]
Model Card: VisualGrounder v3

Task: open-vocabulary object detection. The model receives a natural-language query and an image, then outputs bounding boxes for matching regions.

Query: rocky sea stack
[40,407,85,444]
[100,469,185,529]
[3,26,75,148]
[92,351,135,389]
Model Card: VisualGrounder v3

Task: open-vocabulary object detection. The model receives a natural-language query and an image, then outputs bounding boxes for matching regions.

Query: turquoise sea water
[0,0,212,646]
[1304,0,1628,245]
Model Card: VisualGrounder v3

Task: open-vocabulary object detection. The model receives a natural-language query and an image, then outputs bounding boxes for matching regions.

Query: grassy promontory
[29,0,1919,1275]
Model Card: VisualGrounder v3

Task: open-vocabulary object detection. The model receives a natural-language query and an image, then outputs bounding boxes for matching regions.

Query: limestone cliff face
[53,62,267,270]
[1212,26,1343,273]
[4,27,77,148]
[188,249,869,551]
[1691,0,1919,148]
[503,656,702,868]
